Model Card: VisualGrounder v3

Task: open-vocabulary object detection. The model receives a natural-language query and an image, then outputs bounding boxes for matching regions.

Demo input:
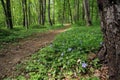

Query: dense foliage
[0,0,99,28]
[5,25,102,80]
[0,0,104,79]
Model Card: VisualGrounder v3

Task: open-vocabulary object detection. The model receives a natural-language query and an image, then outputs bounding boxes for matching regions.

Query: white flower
[100,42,103,45]
[68,48,72,52]
[61,52,64,56]
[77,59,81,63]
[49,44,53,47]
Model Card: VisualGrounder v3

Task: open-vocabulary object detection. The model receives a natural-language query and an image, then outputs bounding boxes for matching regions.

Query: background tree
[0,0,100,28]
[97,0,120,80]
[1,0,13,29]
[83,0,92,26]
[22,0,29,28]
[48,0,53,26]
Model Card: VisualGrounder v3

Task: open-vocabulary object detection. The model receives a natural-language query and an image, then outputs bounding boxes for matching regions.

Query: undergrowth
[0,24,63,49]
[4,25,102,80]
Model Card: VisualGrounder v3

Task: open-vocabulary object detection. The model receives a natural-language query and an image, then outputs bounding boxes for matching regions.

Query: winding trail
[0,25,70,79]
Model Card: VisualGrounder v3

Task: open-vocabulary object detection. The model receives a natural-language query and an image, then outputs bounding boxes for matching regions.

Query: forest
[0,0,120,80]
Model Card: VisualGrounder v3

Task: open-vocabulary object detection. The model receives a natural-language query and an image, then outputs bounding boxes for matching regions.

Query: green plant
[5,25,102,79]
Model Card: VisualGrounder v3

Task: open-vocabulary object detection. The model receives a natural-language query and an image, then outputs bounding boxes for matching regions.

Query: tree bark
[62,0,65,24]
[77,0,80,21]
[52,0,55,24]
[91,0,94,21]
[82,1,85,21]
[97,0,120,80]
[48,0,52,26]
[38,0,42,25]
[68,0,73,24]
[28,0,31,25]
[22,0,29,28]
[83,0,92,26]
[1,0,13,29]
[43,0,46,25]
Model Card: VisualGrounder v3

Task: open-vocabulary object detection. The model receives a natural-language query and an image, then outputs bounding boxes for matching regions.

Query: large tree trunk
[1,0,13,29]
[83,0,92,26]
[97,0,120,80]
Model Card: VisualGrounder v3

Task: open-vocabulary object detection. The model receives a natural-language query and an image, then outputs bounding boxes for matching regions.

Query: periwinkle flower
[82,62,88,68]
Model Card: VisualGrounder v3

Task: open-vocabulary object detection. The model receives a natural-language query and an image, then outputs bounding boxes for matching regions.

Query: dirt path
[0,26,70,79]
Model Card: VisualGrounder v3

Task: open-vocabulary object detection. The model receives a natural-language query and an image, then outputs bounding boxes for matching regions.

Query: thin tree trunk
[82,2,85,21]
[43,0,46,25]
[62,0,65,24]
[83,0,92,26]
[68,0,73,24]
[91,0,94,21]
[74,0,77,23]
[38,0,42,24]
[28,0,31,25]
[1,0,13,29]
[52,0,55,24]
[6,0,13,29]
[22,0,29,28]
[48,0,52,26]
[77,0,80,21]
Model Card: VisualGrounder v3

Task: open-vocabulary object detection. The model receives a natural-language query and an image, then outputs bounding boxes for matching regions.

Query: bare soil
[0,26,70,79]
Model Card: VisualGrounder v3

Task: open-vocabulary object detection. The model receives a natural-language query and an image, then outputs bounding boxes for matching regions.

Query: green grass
[4,25,103,80]
[0,24,63,49]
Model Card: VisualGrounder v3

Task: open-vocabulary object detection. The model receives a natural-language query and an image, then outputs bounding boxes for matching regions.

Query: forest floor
[0,24,71,79]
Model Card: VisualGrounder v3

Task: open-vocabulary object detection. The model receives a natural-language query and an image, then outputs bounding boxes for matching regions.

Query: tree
[83,0,92,26]
[38,0,42,25]
[38,0,46,25]
[73,0,80,23]
[48,0,52,26]
[52,0,55,24]
[22,0,29,28]
[97,0,120,80]
[1,0,13,29]
[43,0,46,25]
[68,0,73,24]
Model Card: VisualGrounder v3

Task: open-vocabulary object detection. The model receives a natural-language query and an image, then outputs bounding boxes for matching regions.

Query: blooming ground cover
[5,25,102,80]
